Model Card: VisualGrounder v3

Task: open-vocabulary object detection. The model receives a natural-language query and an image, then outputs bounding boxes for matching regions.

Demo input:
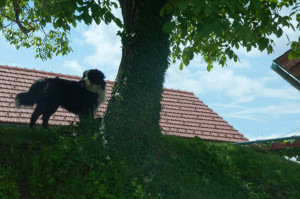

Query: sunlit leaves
[161,0,299,70]
[1,0,299,63]
[288,2,300,58]
[2,27,72,60]
[179,62,183,70]
[76,0,119,26]
[0,0,122,60]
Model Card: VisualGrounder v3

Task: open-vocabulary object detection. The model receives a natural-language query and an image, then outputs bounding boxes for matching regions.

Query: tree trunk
[103,0,170,160]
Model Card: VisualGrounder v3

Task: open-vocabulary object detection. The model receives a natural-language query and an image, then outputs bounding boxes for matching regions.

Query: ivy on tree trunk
[104,0,170,160]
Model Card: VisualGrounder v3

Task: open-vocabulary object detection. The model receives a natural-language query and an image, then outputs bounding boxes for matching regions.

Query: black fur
[15,69,106,129]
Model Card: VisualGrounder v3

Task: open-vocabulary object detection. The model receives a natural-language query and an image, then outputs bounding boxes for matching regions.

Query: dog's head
[80,69,106,93]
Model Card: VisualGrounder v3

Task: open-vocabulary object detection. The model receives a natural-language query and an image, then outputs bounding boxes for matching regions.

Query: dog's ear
[99,71,105,79]
[96,69,105,79]
[102,71,106,79]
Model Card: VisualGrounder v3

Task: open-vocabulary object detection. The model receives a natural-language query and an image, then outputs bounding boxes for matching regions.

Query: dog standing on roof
[15,69,106,129]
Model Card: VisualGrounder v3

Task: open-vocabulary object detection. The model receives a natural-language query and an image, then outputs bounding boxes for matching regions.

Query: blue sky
[1,9,299,141]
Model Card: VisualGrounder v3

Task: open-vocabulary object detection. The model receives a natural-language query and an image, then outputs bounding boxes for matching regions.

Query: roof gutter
[271,63,300,92]
[233,135,300,145]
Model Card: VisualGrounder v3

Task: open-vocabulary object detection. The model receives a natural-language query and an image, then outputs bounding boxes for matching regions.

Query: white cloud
[202,69,260,100]
[235,103,300,116]
[260,86,299,99]
[166,59,300,104]
[219,102,300,128]
[165,63,257,102]
[223,112,265,123]
[82,22,121,68]
[236,46,267,58]
[63,60,84,76]
[248,134,281,141]
[227,59,251,69]
[76,6,122,81]
[164,63,205,94]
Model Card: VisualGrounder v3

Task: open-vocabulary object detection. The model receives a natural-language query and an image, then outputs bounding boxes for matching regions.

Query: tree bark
[103,0,170,160]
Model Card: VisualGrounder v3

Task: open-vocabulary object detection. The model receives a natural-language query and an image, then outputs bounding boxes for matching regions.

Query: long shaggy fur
[15,69,106,129]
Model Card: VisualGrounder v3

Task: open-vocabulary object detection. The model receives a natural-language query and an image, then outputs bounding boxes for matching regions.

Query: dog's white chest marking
[96,88,106,107]
[86,85,106,112]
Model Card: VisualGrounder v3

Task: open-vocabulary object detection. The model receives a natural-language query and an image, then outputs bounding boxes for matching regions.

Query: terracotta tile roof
[273,49,300,81]
[273,49,300,82]
[272,49,300,91]
[0,65,248,143]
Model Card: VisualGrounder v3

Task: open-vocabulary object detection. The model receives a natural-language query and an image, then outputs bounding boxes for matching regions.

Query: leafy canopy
[162,0,300,70]
[0,0,299,69]
[0,0,122,60]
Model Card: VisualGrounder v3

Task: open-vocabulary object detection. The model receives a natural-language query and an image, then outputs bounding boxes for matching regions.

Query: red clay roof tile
[0,65,248,142]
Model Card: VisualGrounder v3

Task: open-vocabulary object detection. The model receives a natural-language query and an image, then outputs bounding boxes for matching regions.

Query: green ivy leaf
[163,21,176,33]
[177,1,188,12]
[160,3,173,17]
[193,0,205,15]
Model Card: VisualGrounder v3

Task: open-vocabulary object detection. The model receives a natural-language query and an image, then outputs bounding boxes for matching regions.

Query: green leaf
[235,43,239,49]
[233,55,238,62]
[160,3,173,17]
[163,21,176,33]
[193,0,205,15]
[296,14,300,22]
[252,0,262,10]
[104,12,113,24]
[0,0,6,8]
[183,57,189,65]
[214,24,223,37]
[111,2,118,9]
[246,45,251,52]
[177,1,188,12]
[199,24,212,37]
[207,63,213,71]
[114,18,123,28]
[83,13,93,25]
[276,28,283,38]
[204,8,211,16]
[179,62,184,70]
[258,38,269,51]
[94,16,101,25]
[193,6,203,15]
[228,49,234,59]
[291,41,298,49]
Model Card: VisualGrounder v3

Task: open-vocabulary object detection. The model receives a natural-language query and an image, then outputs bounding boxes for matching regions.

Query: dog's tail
[15,79,47,108]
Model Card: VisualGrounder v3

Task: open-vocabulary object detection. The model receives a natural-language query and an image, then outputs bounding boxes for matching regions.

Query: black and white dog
[15,69,106,129]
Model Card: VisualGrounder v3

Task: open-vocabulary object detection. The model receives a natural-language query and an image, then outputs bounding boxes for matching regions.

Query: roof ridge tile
[0,65,82,79]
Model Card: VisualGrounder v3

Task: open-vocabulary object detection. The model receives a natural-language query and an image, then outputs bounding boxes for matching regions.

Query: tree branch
[3,21,14,28]
[12,0,35,35]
